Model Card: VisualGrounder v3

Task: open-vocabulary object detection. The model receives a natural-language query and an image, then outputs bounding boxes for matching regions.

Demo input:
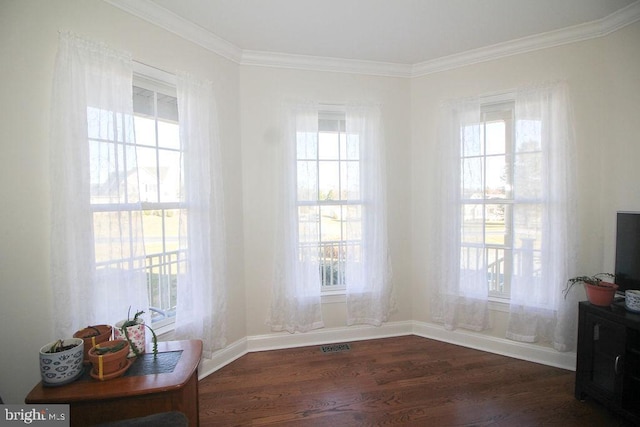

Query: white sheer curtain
[50,32,149,337]
[345,104,393,326]
[269,102,324,333]
[431,97,490,331]
[506,82,578,351]
[174,73,227,357]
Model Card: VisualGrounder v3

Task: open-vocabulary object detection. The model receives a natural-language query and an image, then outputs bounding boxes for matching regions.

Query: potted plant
[113,308,158,359]
[73,324,112,364]
[39,338,84,386]
[87,339,130,381]
[563,273,618,307]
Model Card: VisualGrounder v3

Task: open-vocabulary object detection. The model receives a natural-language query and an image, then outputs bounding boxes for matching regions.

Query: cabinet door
[623,329,640,415]
[585,312,626,397]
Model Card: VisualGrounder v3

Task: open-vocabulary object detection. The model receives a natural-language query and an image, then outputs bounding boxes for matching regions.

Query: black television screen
[615,212,640,292]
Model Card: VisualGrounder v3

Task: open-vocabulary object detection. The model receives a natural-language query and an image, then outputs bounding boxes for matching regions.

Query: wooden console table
[26,340,202,427]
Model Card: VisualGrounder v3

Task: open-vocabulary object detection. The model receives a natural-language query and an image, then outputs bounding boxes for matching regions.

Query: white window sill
[319,294,511,309]
[151,318,176,336]
[322,290,346,304]
[488,297,511,312]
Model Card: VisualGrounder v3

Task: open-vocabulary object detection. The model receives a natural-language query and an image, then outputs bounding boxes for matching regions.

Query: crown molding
[104,0,242,63]
[104,0,640,78]
[241,50,413,78]
[412,0,640,77]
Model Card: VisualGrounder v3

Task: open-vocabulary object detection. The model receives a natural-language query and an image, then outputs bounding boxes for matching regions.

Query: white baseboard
[198,337,248,380]
[198,320,576,380]
[411,321,577,371]
[246,320,414,352]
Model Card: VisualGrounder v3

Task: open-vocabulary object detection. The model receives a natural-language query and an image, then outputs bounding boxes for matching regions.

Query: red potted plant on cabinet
[563,273,618,307]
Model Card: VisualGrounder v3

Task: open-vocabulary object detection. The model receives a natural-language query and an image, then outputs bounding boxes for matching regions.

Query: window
[296,111,360,292]
[90,78,182,328]
[435,83,574,341]
[460,101,528,300]
[133,81,183,326]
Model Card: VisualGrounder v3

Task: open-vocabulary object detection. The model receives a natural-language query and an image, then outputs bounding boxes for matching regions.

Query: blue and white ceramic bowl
[625,290,640,313]
[39,338,84,386]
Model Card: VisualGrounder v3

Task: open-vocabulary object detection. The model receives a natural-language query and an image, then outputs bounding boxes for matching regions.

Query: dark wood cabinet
[576,301,640,423]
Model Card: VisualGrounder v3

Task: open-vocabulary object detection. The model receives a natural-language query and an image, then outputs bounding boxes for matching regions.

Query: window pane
[513,204,542,246]
[123,144,141,202]
[87,107,115,141]
[158,120,180,149]
[344,133,359,160]
[137,146,159,203]
[512,203,542,280]
[89,139,114,202]
[487,247,507,294]
[318,161,339,200]
[89,140,138,204]
[93,211,142,264]
[163,209,181,253]
[461,124,482,156]
[319,132,339,160]
[157,93,178,122]
[297,160,318,201]
[485,155,508,198]
[116,112,134,143]
[296,132,317,159]
[134,116,156,147]
[343,205,362,241]
[320,205,342,242]
[319,117,344,132]
[515,119,542,152]
[133,86,154,116]
[142,209,166,255]
[342,161,360,200]
[461,157,483,199]
[320,240,345,287]
[485,204,508,246]
[485,120,506,155]
[298,206,319,243]
[460,245,485,273]
[514,152,541,199]
[158,149,181,203]
[461,204,484,244]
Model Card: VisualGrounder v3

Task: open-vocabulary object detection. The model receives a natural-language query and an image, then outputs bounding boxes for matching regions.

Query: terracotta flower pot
[585,281,619,307]
[88,339,130,381]
[114,318,146,358]
[73,324,112,364]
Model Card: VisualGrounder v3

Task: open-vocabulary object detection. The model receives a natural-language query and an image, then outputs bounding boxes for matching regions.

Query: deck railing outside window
[97,249,183,324]
[299,240,361,290]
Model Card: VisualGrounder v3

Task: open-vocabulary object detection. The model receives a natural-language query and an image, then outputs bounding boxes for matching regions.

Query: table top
[26,340,202,403]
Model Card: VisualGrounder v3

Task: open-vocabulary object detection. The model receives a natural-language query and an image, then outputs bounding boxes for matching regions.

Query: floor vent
[320,343,351,353]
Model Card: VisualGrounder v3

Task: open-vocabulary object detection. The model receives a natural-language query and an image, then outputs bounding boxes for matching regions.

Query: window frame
[89,63,182,334]
[296,108,362,294]
[134,77,182,332]
[460,99,519,302]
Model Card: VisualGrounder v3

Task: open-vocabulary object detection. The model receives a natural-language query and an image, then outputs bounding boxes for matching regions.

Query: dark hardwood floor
[198,335,632,426]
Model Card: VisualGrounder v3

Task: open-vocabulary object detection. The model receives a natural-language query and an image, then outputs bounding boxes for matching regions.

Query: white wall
[599,23,640,269]
[0,0,245,403]
[239,66,413,336]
